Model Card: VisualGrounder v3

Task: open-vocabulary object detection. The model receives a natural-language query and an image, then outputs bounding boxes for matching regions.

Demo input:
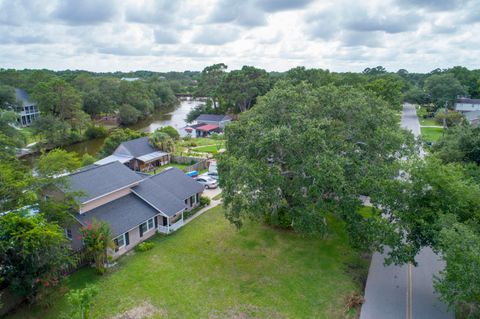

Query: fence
[62,250,92,275]
[171,155,210,173]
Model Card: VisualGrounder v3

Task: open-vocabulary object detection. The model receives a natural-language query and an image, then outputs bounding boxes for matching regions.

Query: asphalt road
[359,104,452,319]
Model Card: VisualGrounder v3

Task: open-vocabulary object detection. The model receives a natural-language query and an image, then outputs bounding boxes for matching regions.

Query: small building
[95,136,170,172]
[455,98,480,113]
[183,123,222,138]
[13,88,40,127]
[194,114,232,130]
[464,110,480,127]
[61,162,204,258]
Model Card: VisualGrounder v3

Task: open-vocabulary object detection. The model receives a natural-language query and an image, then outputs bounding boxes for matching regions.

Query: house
[194,114,232,130]
[455,98,480,113]
[182,123,222,138]
[464,110,480,127]
[95,136,170,172]
[62,161,204,258]
[12,88,40,127]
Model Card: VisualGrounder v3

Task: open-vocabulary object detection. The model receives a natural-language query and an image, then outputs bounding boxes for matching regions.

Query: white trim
[114,233,126,249]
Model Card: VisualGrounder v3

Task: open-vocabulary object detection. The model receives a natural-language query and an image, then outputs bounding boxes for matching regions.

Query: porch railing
[158,218,184,234]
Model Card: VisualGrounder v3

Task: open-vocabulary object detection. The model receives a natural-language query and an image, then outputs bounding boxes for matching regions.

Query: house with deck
[95,136,170,172]
[182,114,232,137]
[9,88,41,127]
[63,161,204,258]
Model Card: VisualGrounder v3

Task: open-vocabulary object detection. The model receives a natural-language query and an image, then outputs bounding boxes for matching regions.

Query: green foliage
[149,130,175,153]
[0,110,26,147]
[31,114,71,147]
[37,149,81,178]
[403,87,429,104]
[84,125,108,139]
[0,84,16,108]
[156,125,180,140]
[424,73,466,110]
[365,74,405,110]
[136,242,154,252]
[434,110,464,127]
[200,195,211,207]
[81,153,96,166]
[435,222,480,317]
[98,128,143,157]
[196,63,228,108]
[0,213,73,300]
[219,80,413,241]
[118,104,141,125]
[65,285,98,319]
[433,126,480,165]
[79,220,113,274]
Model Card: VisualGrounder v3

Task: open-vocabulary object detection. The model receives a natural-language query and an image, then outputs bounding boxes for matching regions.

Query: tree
[30,114,71,147]
[196,63,228,108]
[434,110,464,127]
[31,77,84,123]
[0,155,35,212]
[66,285,99,319]
[404,87,430,105]
[0,110,26,146]
[220,66,272,113]
[0,213,73,301]
[118,103,141,125]
[98,128,143,157]
[149,131,176,153]
[79,220,113,274]
[433,126,480,165]
[156,125,180,140]
[0,84,16,108]
[37,149,81,178]
[424,74,466,110]
[219,81,413,243]
[81,153,96,166]
[365,75,405,110]
[434,222,480,317]
[362,66,387,75]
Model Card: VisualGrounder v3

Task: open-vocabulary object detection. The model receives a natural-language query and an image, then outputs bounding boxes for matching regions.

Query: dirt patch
[110,302,166,319]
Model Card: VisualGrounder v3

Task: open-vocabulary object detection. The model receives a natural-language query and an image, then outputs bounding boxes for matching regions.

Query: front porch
[158,211,185,234]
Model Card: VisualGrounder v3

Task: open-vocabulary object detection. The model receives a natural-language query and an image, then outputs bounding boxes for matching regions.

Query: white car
[196,176,218,189]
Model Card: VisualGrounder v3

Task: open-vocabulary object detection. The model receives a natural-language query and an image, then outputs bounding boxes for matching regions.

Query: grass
[213,193,222,200]
[421,127,444,143]
[147,163,190,174]
[8,206,368,319]
[192,143,225,153]
[420,118,438,126]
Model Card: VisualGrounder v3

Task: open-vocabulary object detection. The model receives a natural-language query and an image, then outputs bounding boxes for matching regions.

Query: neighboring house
[95,136,170,172]
[181,114,232,138]
[11,88,40,127]
[194,114,232,130]
[455,98,480,113]
[61,161,204,258]
[464,110,480,127]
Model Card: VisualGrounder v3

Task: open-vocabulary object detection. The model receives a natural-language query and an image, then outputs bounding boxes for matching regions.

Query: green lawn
[420,118,438,126]
[8,207,368,319]
[193,143,224,153]
[421,127,444,142]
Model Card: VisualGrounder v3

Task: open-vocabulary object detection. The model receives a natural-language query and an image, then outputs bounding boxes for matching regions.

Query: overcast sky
[0,0,478,73]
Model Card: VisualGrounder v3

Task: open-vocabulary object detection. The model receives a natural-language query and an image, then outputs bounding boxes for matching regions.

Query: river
[25,99,203,164]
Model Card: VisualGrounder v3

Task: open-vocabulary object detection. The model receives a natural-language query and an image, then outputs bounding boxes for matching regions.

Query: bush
[84,125,108,139]
[200,196,211,206]
[136,242,154,252]
[157,126,180,140]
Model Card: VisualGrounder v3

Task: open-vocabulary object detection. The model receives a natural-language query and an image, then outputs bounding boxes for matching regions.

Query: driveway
[203,187,221,199]
[359,104,452,319]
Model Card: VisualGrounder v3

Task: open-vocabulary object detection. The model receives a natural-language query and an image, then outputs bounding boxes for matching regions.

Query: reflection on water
[22,99,202,166]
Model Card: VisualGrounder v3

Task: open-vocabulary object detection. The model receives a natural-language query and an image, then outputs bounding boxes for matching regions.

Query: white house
[455,98,480,113]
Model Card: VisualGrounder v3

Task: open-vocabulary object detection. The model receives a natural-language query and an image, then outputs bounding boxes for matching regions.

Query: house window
[190,195,195,206]
[114,232,129,252]
[196,193,199,203]
[148,218,154,230]
[65,228,72,240]
[140,218,154,237]
[185,199,188,205]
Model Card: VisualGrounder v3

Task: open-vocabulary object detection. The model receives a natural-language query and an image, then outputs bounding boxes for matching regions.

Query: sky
[0,0,478,73]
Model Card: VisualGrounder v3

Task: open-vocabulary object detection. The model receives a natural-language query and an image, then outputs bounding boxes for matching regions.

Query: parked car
[207,171,219,180]
[196,176,218,189]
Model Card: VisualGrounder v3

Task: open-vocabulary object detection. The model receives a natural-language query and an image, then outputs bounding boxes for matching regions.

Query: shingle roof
[15,88,35,106]
[456,98,480,104]
[114,137,158,158]
[195,114,232,122]
[66,161,144,203]
[148,167,204,200]
[76,193,157,237]
[196,124,220,132]
[132,178,185,217]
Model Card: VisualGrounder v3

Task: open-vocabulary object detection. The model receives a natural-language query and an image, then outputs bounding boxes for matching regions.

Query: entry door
[162,216,168,226]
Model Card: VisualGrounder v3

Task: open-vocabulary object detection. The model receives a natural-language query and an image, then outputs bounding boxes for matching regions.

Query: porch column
[181,211,184,222]
[167,217,170,233]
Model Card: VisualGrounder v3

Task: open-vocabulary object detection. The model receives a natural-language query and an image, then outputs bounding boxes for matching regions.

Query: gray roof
[76,193,157,237]
[15,88,35,106]
[114,136,158,158]
[195,114,232,122]
[456,98,480,104]
[148,167,204,200]
[67,161,144,203]
[132,178,185,217]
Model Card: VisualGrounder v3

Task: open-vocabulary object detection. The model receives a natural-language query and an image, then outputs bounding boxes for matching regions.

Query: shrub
[136,242,154,252]
[200,196,211,207]
[157,126,180,140]
[65,284,98,319]
[80,220,114,274]
[84,125,108,139]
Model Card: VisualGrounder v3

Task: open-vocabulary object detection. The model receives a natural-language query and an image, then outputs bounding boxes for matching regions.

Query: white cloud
[0,0,478,72]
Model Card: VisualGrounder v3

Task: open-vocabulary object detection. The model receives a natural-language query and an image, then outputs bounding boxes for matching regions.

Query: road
[359,104,452,319]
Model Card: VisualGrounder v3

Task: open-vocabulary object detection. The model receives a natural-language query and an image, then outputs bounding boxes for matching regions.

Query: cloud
[0,0,52,26]
[305,10,339,40]
[154,29,180,44]
[208,0,266,27]
[344,10,421,34]
[0,33,52,45]
[126,1,182,25]
[53,0,118,25]
[254,0,314,12]
[192,26,241,45]
[341,31,385,48]
[396,0,468,11]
